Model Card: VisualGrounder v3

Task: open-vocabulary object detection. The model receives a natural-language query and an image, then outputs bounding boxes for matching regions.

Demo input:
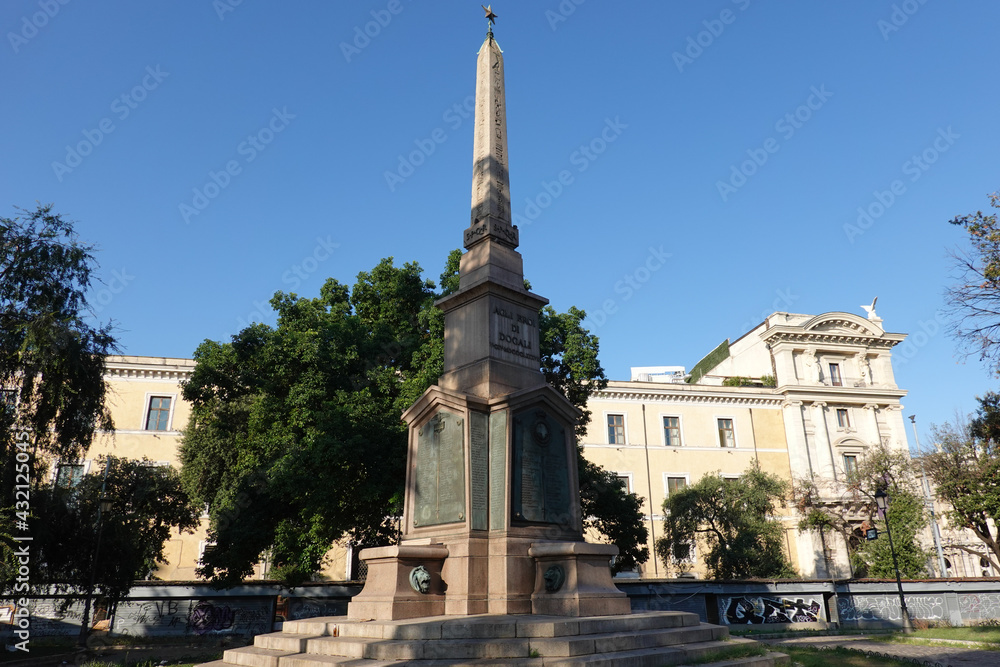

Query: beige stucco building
[54,310,993,583]
[581,373,799,579]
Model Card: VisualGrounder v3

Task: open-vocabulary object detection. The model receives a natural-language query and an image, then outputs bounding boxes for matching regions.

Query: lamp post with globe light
[874,487,914,633]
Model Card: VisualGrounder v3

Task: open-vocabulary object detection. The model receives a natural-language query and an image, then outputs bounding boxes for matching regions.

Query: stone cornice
[777,385,907,405]
[594,385,784,408]
[764,328,905,349]
[104,355,194,383]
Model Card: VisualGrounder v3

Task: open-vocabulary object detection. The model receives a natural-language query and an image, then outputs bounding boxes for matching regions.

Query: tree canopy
[180,254,646,586]
[926,395,1000,570]
[794,442,929,578]
[657,461,796,580]
[32,456,200,602]
[946,189,1000,374]
[2,203,118,592]
[1,204,117,507]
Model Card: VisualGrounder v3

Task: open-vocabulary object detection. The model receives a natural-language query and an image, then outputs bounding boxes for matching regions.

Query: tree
[852,489,928,579]
[32,456,199,600]
[656,461,796,580]
[578,458,648,573]
[925,397,1000,570]
[946,190,1000,374]
[180,254,646,585]
[794,442,929,578]
[1,204,117,511]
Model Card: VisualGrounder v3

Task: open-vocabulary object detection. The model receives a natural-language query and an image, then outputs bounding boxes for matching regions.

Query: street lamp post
[77,461,113,648]
[874,488,914,633]
[909,415,948,577]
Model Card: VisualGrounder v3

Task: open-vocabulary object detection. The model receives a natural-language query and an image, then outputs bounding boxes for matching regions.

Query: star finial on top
[482,4,497,26]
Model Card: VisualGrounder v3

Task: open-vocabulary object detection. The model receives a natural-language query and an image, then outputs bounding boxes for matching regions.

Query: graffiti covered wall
[718,596,822,625]
[113,598,272,637]
[837,594,945,622]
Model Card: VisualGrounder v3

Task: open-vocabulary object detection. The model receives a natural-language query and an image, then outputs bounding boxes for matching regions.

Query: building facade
[581,374,799,579]
[49,312,993,583]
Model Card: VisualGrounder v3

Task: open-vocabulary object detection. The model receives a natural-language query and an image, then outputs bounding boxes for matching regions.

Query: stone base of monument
[197,610,791,667]
[529,542,631,617]
[346,545,448,621]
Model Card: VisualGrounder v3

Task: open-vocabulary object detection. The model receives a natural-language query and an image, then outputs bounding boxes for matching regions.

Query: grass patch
[907,625,1000,644]
[683,642,768,664]
[779,645,920,666]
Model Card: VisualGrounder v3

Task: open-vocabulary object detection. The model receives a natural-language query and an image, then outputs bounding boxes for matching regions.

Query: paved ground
[762,635,1000,667]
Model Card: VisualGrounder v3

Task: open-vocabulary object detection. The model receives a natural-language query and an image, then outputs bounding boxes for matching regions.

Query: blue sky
[2,1,998,447]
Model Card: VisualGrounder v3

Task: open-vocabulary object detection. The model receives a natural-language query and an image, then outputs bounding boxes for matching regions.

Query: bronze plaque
[470,411,488,531]
[414,410,466,527]
[489,410,507,530]
[511,408,570,525]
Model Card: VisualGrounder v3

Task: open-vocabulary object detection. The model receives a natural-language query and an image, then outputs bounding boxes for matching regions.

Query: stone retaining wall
[4,578,999,638]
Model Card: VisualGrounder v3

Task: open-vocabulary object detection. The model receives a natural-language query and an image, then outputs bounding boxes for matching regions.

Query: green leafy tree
[31,456,199,632]
[0,204,116,513]
[794,442,929,578]
[852,489,928,579]
[656,461,796,580]
[578,460,648,573]
[181,254,646,586]
[925,396,1000,569]
[946,190,1000,373]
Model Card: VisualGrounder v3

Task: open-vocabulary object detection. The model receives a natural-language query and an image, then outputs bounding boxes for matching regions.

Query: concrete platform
[195,611,789,667]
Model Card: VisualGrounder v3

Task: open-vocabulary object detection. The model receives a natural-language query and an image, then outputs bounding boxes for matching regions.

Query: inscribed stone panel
[414,410,466,527]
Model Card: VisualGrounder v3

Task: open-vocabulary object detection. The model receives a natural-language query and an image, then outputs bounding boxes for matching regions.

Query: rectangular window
[837,408,851,428]
[145,396,172,431]
[843,454,858,475]
[616,475,632,493]
[717,418,735,448]
[607,414,625,444]
[666,476,687,495]
[829,363,843,386]
[722,474,741,484]
[663,416,681,447]
[1,389,16,414]
[55,463,85,489]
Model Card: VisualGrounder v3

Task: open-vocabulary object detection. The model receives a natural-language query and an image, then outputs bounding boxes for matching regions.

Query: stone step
[280,611,701,641]
[199,613,758,667]
[531,624,725,657]
[254,632,325,652]
[221,645,297,667]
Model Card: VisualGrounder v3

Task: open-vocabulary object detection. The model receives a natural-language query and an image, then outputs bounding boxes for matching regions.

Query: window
[1,389,16,414]
[199,540,216,565]
[666,476,687,495]
[615,475,632,493]
[607,414,625,444]
[721,475,740,484]
[145,396,172,431]
[663,416,681,447]
[843,454,858,475]
[828,363,843,386]
[55,463,85,489]
[836,408,851,428]
[717,418,735,448]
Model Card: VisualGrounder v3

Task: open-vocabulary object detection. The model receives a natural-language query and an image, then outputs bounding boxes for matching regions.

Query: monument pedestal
[348,27,632,624]
[347,545,448,621]
[529,542,631,617]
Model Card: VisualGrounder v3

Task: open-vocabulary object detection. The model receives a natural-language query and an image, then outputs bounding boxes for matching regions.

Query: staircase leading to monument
[197,611,789,667]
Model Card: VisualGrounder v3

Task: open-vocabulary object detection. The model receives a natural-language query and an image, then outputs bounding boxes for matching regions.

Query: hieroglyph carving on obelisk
[469,33,513,240]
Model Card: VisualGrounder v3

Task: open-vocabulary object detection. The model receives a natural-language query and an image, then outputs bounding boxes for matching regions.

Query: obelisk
[348,9,630,619]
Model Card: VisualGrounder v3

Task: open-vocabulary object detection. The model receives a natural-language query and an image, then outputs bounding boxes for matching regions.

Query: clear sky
[3,1,998,448]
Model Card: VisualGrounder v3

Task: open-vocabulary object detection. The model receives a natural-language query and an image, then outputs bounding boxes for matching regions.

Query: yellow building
[581,372,799,579]
[65,309,985,583]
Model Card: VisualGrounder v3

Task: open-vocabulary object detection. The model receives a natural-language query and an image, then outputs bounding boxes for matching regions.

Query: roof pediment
[803,312,884,337]
[761,312,905,349]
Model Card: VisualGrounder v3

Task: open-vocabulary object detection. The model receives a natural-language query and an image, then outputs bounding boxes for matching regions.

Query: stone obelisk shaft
[470,34,512,230]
